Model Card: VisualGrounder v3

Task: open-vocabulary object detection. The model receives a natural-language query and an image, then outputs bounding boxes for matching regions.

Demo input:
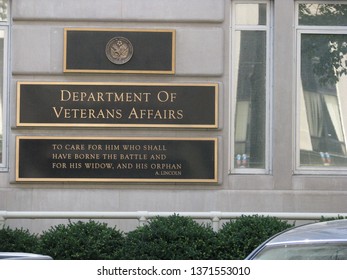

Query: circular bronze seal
[105,37,134,65]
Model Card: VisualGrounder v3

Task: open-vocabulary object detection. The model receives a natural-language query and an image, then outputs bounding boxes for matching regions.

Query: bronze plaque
[16,137,218,183]
[64,28,175,74]
[17,82,218,128]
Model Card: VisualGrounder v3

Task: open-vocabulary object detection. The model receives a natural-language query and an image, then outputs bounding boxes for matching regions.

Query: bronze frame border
[16,81,218,128]
[63,28,176,74]
[15,136,218,183]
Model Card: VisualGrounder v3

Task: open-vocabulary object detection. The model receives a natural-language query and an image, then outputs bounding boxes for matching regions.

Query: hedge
[214,215,294,259]
[0,226,39,253]
[0,215,294,260]
[123,214,215,259]
[38,220,124,260]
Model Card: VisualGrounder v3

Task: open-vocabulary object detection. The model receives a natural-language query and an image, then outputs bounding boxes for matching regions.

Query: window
[0,0,8,169]
[297,2,347,171]
[231,1,271,173]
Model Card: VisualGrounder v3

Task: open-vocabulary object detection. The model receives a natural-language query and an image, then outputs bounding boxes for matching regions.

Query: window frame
[295,1,347,174]
[229,0,273,175]
[0,0,9,171]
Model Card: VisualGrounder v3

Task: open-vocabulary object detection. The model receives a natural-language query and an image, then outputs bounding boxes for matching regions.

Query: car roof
[267,219,347,245]
[0,252,53,260]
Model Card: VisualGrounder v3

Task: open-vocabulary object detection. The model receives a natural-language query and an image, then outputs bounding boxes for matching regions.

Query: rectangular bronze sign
[17,82,218,128]
[16,137,218,183]
[64,28,175,74]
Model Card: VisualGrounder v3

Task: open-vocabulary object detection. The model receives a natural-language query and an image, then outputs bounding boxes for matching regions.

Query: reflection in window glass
[0,30,4,162]
[234,30,267,169]
[235,3,267,25]
[253,243,347,260]
[299,34,347,167]
[299,3,347,26]
[0,0,7,22]
[0,0,7,166]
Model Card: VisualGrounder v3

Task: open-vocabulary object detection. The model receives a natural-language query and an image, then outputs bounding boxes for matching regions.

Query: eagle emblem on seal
[105,37,134,65]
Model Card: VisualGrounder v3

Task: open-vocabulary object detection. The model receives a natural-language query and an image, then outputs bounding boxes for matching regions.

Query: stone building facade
[1,0,347,231]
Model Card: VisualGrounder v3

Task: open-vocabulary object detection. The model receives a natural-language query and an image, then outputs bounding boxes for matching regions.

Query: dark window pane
[234,31,267,168]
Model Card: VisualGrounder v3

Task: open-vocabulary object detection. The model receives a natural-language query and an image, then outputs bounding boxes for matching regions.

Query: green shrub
[123,215,216,260]
[0,226,39,253]
[215,215,293,260]
[38,220,124,260]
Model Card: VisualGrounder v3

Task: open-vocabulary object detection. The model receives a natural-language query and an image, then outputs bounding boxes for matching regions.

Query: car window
[253,243,347,260]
